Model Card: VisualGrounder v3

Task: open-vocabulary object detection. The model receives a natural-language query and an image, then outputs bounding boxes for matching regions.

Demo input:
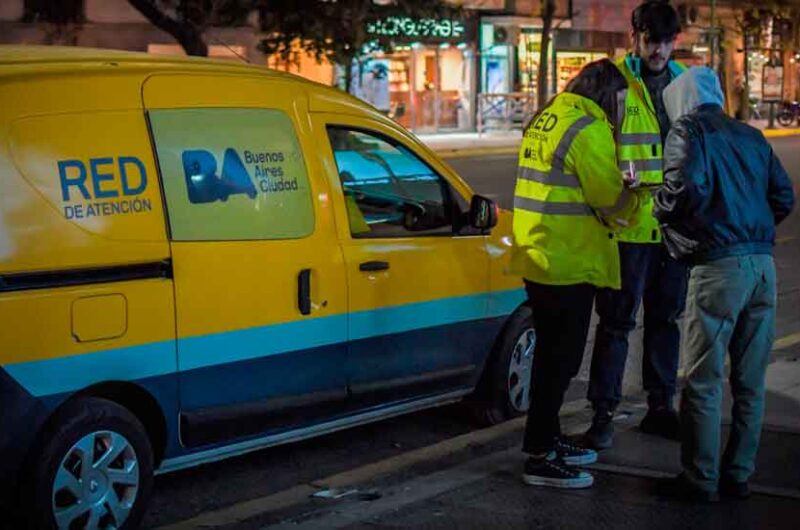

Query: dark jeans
[588,242,688,411]
[681,255,776,491]
[523,281,596,454]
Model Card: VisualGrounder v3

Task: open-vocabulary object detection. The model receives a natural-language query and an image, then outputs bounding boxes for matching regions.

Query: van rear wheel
[471,306,536,425]
[23,397,154,530]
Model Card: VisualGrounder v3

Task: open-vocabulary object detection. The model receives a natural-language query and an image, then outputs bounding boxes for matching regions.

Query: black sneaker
[656,474,719,503]
[584,409,614,450]
[555,436,598,466]
[640,406,680,440]
[720,478,751,499]
[522,452,594,489]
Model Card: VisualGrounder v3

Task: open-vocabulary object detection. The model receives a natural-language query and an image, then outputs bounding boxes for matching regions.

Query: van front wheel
[471,306,536,425]
[23,397,154,530]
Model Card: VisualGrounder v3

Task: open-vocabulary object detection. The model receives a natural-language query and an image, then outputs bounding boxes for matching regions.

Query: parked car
[0,46,532,529]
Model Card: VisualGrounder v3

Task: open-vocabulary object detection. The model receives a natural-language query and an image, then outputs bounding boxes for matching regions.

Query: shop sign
[366,16,469,43]
[762,64,784,102]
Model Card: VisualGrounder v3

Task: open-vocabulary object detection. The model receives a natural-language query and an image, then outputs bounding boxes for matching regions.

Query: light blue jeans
[680,254,776,492]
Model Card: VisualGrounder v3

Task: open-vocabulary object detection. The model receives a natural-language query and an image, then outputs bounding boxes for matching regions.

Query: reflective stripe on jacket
[614,55,686,243]
[510,92,638,289]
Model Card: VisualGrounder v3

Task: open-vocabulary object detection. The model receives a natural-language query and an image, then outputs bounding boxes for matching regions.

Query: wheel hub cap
[507,328,536,413]
[52,430,140,530]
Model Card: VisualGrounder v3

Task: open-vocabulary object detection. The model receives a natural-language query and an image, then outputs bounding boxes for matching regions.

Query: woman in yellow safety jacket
[512,59,643,490]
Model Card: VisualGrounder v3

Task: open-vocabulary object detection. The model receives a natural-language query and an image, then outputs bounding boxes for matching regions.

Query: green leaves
[257,0,459,89]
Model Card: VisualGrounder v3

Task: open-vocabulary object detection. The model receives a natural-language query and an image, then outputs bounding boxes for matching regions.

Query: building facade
[0,0,266,62]
[1,1,788,132]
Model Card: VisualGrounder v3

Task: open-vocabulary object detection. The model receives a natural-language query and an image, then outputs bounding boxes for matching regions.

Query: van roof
[1,45,385,116]
[0,44,295,75]
[0,45,405,143]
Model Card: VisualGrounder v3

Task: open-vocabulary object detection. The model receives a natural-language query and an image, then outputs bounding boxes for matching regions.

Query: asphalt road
[448,136,800,218]
[449,135,800,353]
[451,136,800,395]
[142,137,800,529]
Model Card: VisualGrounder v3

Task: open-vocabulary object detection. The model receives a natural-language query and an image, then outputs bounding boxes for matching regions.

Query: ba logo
[182,149,256,204]
[627,105,640,116]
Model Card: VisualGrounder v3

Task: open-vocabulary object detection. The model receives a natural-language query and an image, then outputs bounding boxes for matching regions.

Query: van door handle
[359,261,390,272]
[298,268,311,315]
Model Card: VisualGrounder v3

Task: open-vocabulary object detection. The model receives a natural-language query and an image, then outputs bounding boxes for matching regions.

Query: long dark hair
[526,59,627,129]
[565,58,628,122]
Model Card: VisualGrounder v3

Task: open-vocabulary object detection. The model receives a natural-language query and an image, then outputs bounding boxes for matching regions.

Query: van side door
[143,75,348,448]
[312,113,494,407]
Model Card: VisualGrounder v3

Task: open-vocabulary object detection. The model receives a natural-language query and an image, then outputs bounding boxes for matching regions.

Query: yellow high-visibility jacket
[615,54,687,243]
[511,92,639,289]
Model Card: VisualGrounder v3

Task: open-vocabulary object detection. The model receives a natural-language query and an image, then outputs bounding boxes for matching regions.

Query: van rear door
[143,74,349,448]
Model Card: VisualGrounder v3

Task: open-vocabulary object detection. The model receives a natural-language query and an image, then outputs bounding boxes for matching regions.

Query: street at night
[2,1,800,530]
[130,138,800,530]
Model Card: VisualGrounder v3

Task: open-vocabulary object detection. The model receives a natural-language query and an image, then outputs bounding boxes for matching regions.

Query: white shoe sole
[562,452,598,466]
[522,472,594,489]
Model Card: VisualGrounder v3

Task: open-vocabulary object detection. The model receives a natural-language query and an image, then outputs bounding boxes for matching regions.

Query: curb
[156,400,589,530]
[434,146,519,159]
[763,127,800,138]
[428,127,800,158]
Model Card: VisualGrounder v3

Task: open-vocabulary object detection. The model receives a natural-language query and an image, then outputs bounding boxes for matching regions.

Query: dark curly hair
[631,1,681,42]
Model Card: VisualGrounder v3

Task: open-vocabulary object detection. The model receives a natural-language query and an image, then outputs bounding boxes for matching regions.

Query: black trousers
[522,280,596,454]
[588,242,688,410]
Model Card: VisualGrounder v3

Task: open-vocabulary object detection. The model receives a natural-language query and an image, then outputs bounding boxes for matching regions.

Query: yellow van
[0,46,530,529]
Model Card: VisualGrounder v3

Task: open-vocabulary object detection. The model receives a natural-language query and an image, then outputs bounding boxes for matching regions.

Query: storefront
[479,19,622,108]
[520,33,610,96]
[351,15,478,133]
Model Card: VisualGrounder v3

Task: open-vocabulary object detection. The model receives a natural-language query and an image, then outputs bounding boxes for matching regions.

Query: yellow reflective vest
[615,55,687,243]
[511,92,639,289]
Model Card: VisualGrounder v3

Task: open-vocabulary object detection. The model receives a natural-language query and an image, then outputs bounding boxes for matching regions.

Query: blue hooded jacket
[654,67,795,263]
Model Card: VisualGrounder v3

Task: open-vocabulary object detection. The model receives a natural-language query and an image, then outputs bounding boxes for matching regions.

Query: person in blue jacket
[653,67,795,502]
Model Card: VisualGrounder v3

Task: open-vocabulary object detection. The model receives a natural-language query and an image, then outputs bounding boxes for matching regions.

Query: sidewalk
[420,121,800,158]
[416,131,521,159]
[154,341,800,530]
[261,354,800,530]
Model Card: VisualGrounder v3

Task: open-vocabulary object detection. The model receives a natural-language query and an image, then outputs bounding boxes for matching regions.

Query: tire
[777,110,795,127]
[21,397,154,530]
[470,305,536,426]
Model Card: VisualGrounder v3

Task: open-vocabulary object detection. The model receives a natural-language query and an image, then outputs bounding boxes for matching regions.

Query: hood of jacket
[663,66,724,122]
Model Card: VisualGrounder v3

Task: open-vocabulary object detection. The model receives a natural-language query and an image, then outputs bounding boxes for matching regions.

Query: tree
[22,0,84,24]
[21,0,84,45]
[536,0,556,110]
[22,0,256,55]
[729,0,800,119]
[258,0,457,92]
[126,0,257,56]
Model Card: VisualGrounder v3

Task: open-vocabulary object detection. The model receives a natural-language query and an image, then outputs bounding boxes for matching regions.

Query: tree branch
[127,0,208,56]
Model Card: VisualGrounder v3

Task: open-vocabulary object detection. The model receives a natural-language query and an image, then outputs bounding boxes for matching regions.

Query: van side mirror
[469,195,498,230]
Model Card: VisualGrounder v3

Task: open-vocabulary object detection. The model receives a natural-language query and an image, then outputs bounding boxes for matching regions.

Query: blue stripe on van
[3,341,177,398]
[352,292,479,341]
[178,314,349,372]
[176,290,526,370]
[487,287,526,318]
[349,288,525,341]
[3,288,526,398]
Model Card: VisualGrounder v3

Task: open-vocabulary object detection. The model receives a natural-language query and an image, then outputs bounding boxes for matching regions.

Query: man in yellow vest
[511,60,643,489]
[584,1,688,450]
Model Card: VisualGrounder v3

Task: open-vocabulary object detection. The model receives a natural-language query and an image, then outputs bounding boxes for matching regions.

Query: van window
[149,108,313,241]
[327,127,453,238]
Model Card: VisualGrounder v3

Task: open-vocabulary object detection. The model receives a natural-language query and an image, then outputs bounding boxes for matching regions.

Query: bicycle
[777,100,800,127]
